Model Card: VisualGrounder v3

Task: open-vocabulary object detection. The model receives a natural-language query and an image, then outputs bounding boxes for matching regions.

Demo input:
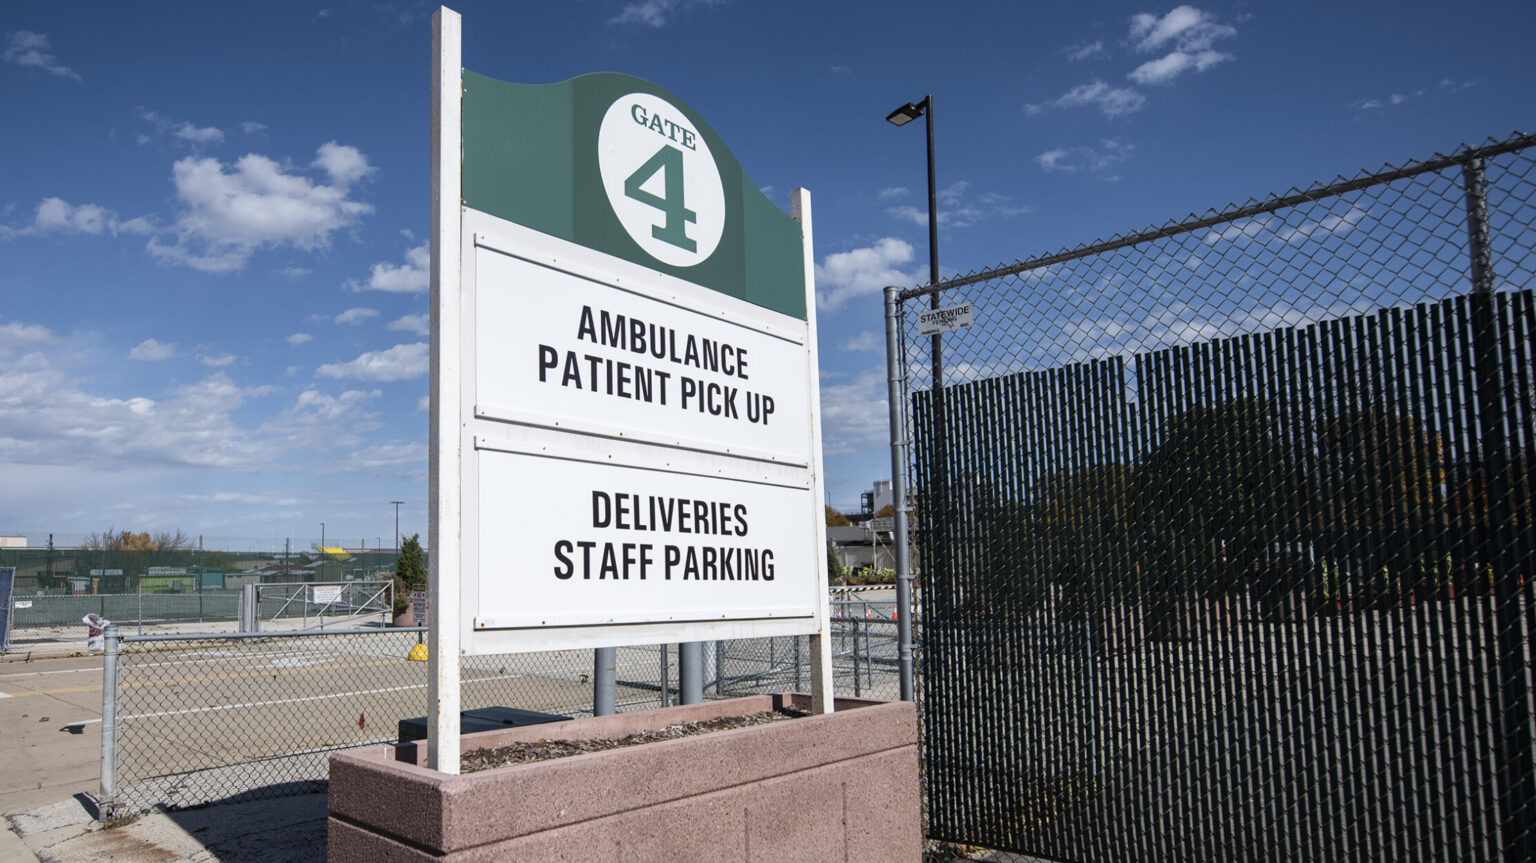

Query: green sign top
[461,70,807,320]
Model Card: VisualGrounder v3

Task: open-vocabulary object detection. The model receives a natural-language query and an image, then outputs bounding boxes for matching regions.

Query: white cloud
[1064,40,1105,61]
[388,314,430,336]
[286,333,313,345]
[332,441,426,474]
[334,307,379,325]
[609,0,722,27]
[839,331,881,352]
[877,187,909,201]
[146,143,374,273]
[174,122,224,145]
[1126,6,1235,85]
[1128,49,1230,85]
[0,358,277,470]
[317,342,428,381]
[293,388,381,420]
[278,267,311,280]
[199,352,237,368]
[818,370,889,456]
[3,31,80,80]
[1349,80,1475,112]
[313,141,375,186]
[815,238,920,312]
[0,318,56,354]
[4,197,154,238]
[1036,139,1134,177]
[129,338,177,361]
[134,108,226,150]
[417,395,430,413]
[1027,81,1147,118]
[1129,5,1233,53]
[888,181,1031,229]
[351,242,429,293]
[241,121,267,135]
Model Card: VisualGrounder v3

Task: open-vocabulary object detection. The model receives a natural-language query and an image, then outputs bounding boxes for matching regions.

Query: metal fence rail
[99,603,907,814]
[893,132,1536,862]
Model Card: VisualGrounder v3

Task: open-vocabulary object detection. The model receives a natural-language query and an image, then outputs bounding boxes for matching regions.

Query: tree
[825,506,851,527]
[826,542,845,584]
[393,534,427,613]
[1134,398,1305,596]
[874,504,895,519]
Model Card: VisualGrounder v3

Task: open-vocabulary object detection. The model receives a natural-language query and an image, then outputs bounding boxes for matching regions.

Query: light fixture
[885,101,925,127]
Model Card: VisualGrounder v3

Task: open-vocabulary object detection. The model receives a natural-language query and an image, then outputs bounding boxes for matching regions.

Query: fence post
[884,285,917,701]
[851,617,862,697]
[1463,155,1536,863]
[678,641,703,705]
[659,644,670,708]
[593,647,616,716]
[98,624,121,822]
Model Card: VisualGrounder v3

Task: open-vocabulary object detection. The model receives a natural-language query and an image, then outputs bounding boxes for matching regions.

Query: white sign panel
[475,246,809,465]
[312,585,343,604]
[474,447,813,631]
[917,302,974,336]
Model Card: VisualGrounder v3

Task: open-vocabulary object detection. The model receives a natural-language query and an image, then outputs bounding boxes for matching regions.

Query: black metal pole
[923,95,942,385]
[1463,156,1535,863]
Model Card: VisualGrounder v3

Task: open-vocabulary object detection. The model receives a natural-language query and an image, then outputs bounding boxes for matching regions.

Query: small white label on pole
[312,585,342,604]
[917,303,974,336]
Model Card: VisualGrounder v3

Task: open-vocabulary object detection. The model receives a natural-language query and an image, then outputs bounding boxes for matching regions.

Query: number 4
[624,145,697,253]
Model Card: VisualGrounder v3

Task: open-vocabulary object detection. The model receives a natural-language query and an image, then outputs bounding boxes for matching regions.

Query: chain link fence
[99,598,903,813]
[6,584,392,648]
[896,133,1536,862]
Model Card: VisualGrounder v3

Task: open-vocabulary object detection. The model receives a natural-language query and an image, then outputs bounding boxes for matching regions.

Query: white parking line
[0,667,101,679]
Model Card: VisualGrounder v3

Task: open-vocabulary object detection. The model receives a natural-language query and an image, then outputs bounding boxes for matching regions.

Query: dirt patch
[462,707,809,773]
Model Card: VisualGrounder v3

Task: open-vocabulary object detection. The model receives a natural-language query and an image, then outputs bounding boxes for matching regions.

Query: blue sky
[2,0,1532,550]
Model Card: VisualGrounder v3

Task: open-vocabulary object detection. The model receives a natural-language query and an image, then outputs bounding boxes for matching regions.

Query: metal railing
[97,601,909,815]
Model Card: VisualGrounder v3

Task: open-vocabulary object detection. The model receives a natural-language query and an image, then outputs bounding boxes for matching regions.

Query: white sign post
[429,7,831,775]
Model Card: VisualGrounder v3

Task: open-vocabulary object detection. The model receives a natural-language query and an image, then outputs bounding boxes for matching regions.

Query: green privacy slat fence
[903,133,1536,863]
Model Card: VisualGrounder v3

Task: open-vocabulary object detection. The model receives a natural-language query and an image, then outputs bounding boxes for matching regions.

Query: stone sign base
[328,693,919,861]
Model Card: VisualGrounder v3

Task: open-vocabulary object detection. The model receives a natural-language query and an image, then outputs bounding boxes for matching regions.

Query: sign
[916,302,974,336]
[312,585,343,605]
[13,601,32,609]
[435,32,828,656]
[89,569,124,577]
[411,590,428,626]
[147,567,188,576]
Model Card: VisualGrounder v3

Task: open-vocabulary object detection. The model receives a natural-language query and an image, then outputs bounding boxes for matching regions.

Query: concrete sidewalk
[4,792,328,863]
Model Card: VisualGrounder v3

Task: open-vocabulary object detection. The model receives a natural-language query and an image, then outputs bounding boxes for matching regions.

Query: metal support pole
[678,641,703,705]
[885,285,917,702]
[712,640,725,695]
[794,636,803,693]
[1464,156,1536,863]
[851,618,862,697]
[659,644,670,707]
[594,647,616,716]
[99,625,120,822]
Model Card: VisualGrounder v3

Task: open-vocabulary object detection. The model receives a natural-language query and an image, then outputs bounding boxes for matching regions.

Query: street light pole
[390,500,404,552]
[320,522,325,552]
[886,95,943,704]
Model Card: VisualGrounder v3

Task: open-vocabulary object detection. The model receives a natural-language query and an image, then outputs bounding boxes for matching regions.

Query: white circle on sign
[598,92,726,268]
